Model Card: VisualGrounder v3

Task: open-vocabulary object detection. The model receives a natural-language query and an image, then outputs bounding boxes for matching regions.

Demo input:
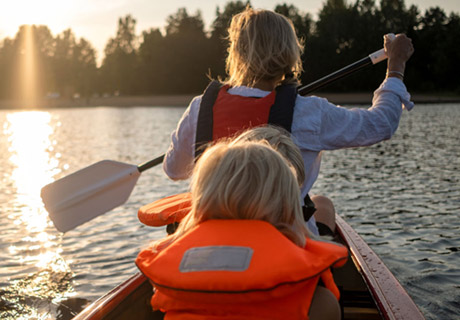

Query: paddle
[41,37,394,233]
[298,36,394,95]
[41,156,164,232]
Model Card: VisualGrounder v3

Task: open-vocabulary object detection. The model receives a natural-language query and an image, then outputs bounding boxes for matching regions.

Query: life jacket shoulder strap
[302,194,317,222]
[269,83,298,132]
[195,81,298,159]
[195,81,222,159]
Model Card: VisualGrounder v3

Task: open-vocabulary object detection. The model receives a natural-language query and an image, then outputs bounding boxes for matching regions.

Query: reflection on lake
[6,112,57,230]
[0,105,459,320]
[1,111,75,319]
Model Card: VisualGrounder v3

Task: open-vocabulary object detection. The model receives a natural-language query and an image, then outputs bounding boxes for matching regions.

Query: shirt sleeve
[163,96,201,180]
[296,77,413,151]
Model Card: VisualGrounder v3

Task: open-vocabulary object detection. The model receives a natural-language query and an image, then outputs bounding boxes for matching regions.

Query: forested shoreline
[1,0,459,102]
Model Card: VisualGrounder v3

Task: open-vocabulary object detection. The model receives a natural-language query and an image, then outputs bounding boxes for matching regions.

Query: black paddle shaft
[298,56,373,95]
[138,155,165,172]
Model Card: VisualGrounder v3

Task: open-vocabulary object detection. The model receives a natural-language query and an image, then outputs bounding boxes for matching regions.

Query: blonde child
[233,125,336,235]
[139,125,334,234]
[137,140,347,319]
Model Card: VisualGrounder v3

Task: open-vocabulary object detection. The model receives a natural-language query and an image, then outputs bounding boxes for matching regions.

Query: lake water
[0,104,459,319]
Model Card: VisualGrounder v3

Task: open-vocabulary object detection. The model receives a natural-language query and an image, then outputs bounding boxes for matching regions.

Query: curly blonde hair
[225,7,304,87]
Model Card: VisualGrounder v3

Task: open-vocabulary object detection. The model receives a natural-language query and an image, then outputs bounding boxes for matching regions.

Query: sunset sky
[1,0,458,63]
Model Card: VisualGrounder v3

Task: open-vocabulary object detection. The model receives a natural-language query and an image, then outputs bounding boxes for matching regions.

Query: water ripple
[1,104,459,319]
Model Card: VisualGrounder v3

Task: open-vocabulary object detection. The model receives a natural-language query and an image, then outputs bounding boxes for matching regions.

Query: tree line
[0,0,459,101]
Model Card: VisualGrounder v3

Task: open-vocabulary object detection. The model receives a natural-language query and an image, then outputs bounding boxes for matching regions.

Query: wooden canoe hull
[73,215,425,320]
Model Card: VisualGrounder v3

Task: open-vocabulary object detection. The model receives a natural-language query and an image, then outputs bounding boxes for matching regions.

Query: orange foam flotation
[138,192,192,227]
[136,219,348,319]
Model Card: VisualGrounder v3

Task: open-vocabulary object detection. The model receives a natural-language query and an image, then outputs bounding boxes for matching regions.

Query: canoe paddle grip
[369,33,395,64]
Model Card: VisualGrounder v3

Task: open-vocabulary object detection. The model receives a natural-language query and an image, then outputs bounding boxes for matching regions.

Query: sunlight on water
[6,112,58,231]
[2,111,76,319]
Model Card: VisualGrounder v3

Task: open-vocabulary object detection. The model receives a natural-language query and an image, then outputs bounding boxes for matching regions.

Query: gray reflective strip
[179,246,253,272]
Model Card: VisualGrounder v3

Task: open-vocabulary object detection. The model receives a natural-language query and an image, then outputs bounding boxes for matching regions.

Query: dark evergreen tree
[137,28,166,94]
[161,8,211,93]
[100,15,139,95]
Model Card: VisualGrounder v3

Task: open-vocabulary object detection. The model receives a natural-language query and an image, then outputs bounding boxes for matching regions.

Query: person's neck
[252,78,279,91]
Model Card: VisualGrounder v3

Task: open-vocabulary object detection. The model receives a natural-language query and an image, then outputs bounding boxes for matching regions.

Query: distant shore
[1,92,459,109]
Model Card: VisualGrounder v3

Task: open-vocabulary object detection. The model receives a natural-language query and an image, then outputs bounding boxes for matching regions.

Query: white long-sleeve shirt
[163,77,414,234]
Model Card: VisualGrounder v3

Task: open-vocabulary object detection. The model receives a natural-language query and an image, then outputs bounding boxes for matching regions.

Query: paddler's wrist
[386,70,404,80]
[386,60,406,80]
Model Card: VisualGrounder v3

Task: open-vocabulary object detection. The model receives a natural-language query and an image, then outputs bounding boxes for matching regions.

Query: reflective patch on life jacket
[180,246,253,273]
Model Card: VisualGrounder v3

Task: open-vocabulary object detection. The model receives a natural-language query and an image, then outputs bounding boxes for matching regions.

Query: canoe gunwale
[335,214,425,320]
[72,272,148,320]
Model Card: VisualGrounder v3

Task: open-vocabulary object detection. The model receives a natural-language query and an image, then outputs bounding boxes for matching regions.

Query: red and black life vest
[194,81,298,158]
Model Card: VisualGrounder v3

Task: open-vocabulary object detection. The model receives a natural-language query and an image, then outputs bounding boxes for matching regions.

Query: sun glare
[5,111,59,231]
[5,0,75,29]
[17,25,38,107]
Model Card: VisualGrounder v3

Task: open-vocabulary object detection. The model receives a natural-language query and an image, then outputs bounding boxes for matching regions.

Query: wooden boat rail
[336,215,424,320]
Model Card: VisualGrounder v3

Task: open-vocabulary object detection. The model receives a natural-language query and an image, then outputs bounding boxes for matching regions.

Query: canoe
[72,215,425,320]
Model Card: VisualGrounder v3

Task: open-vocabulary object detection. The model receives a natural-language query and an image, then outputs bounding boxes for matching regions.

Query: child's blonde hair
[225,7,304,87]
[157,141,309,249]
[232,125,305,186]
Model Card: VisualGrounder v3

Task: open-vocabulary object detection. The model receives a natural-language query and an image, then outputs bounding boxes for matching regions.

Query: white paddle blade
[41,160,140,232]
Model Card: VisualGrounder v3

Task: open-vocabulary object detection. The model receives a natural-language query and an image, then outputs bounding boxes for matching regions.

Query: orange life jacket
[138,193,191,227]
[195,81,297,158]
[136,219,348,319]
